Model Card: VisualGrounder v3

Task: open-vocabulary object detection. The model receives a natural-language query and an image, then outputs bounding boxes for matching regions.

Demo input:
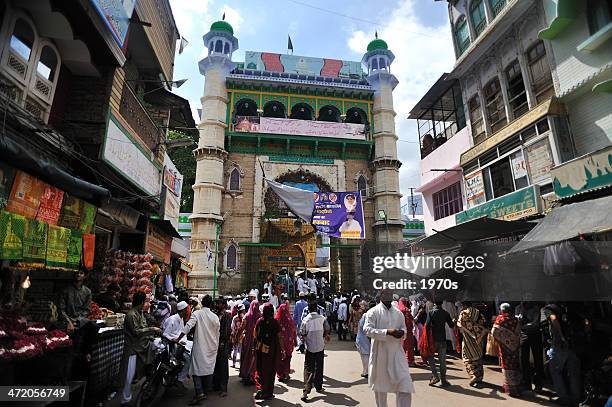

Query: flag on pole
[287,35,294,54]
[222,12,226,20]
[178,36,189,54]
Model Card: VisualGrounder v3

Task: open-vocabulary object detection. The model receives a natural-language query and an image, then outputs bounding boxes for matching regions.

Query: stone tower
[362,36,404,247]
[189,20,238,293]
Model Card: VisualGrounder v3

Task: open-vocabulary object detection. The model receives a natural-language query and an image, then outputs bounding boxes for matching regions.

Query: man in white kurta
[364,290,415,407]
[177,295,220,404]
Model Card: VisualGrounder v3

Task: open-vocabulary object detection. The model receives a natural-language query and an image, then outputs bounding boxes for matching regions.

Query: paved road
[154,337,556,407]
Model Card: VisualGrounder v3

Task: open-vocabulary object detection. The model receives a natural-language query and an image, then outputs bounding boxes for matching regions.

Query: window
[455,16,471,55]
[223,42,230,54]
[527,41,553,103]
[505,60,528,118]
[263,101,285,118]
[488,159,515,198]
[214,40,222,53]
[371,58,378,70]
[469,95,486,143]
[208,41,213,54]
[37,46,58,81]
[229,168,240,191]
[470,0,487,37]
[226,244,237,270]
[587,0,612,34]
[510,150,529,189]
[357,175,367,198]
[10,19,35,61]
[235,98,257,116]
[432,182,463,220]
[483,78,507,133]
[290,103,314,120]
[379,58,387,70]
[489,0,507,17]
[318,105,340,122]
[345,107,367,124]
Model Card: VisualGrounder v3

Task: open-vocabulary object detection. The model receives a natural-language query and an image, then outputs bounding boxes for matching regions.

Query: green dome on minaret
[367,31,388,52]
[210,20,234,35]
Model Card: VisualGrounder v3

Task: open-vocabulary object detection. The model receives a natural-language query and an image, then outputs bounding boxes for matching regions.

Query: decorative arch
[469,0,487,37]
[318,105,341,122]
[235,98,258,116]
[264,169,332,216]
[345,107,368,124]
[226,164,244,194]
[223,239,240,271]
[214,40,223,53]
[223,42,230,55]
[290,102,314,120]
[263,100,286,118]
[355,172,369,198]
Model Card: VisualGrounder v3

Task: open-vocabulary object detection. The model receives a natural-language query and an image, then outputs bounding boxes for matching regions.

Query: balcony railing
[231,115,370,140]
[474,19,487,37]
[119,83,164,151]
[491,0,507,17]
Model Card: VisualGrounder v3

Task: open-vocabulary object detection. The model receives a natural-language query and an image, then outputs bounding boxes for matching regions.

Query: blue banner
[312,191,365,239]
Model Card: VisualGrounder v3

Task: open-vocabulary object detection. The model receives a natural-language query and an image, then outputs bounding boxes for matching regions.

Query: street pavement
[156,337,557,407]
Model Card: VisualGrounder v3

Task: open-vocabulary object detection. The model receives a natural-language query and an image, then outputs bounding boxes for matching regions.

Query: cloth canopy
[508,194,612,254]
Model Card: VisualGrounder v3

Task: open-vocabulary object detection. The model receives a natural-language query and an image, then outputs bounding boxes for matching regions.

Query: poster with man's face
[312,191,365,239]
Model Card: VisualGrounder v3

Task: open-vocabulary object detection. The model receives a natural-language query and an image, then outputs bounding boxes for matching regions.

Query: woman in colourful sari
[398,297,416,366]
[230,304,246,368]
[491,303,522,396]
[274,302,296,381]
[254,303,281,400]
[457,301,487,387]
[239,300,261,385]
[348,296,365,340]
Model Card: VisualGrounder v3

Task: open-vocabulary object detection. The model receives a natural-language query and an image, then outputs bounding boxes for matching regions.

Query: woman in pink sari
[239,300,261,385]
[491,303,522,396]
[274,302,296,381]
[398,297,416,366]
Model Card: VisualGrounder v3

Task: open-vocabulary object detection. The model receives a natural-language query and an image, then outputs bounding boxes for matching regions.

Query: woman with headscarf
[355,300,375,377]
[230,303,246,368]
[457,301,487,387]
[254,303,281,400]
[239,300,261,385]
[274,302,296,381]
[491,303,522,396]
[398,297,416,366]
[348,295,365,341]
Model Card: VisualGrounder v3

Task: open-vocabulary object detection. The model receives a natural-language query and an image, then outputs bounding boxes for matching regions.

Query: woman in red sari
[254,303,281,400]
[398,297,416,366]
[274,302,296,381]
[491,303,523,397]
[239,300,260,385]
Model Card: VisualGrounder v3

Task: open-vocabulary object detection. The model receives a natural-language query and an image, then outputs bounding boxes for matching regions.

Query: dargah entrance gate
[188,20,404,294]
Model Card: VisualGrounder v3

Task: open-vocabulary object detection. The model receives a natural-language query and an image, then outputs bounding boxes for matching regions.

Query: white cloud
[348,0,455,202]
[170,0,213,38]
[220,5,244,35]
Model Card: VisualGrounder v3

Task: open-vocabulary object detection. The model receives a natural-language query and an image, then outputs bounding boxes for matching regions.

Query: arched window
[357,175,368,198]
[223,42,230,54]
[208,41,213,54]
[214,40,223,53]
[371,58,378,71]
[36,45,58,81]
[455,16,471,56]
[290,103,314,120]
[345,107,367,124]
[470,0,487,37]
[263,101,285,118]
[226,244,238,270]
[235,98,258,116]
[229,168,240,191]
[318,105,340,122]
[379,58,386,70]
[10,18,35,62]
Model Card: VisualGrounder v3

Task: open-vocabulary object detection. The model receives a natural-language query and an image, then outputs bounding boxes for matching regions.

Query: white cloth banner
[265,178,315,222]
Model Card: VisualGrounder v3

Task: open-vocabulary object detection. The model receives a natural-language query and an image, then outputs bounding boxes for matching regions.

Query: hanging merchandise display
[46,225,71,268]
[0,211,25,260]
[22,218,48,264]
[6,171,44,219]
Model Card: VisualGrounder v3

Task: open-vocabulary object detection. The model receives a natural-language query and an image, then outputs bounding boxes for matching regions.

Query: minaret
[189,20,238,293]
[362,35,404,248]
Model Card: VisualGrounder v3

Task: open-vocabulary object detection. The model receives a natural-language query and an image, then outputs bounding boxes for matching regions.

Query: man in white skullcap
[365,289,415,407]
[162,300,191,384]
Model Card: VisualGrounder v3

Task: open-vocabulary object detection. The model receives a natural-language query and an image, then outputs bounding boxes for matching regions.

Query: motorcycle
[134,336,189,407]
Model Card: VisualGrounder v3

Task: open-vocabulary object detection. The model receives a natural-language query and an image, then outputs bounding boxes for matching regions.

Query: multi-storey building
[189,21,405,294]
[414,0,579,234]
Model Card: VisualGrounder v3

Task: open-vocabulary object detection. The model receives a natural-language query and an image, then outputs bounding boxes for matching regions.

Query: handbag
[486,332,499,357]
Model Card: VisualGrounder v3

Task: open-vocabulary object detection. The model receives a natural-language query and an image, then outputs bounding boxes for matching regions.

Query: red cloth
[418,324,435,359]
[398,297,415,364]
[239,300,261,381]
[82,234,95,270]
[254,303,280,397]
[274,302,295,378]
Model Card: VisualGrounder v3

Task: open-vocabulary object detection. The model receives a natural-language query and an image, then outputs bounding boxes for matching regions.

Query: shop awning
[407,73,458,120]
[0,134,109,205]
[143,88,198,139]
[508,195,612,254]
[411,217,536,253]
[149,218,182,238]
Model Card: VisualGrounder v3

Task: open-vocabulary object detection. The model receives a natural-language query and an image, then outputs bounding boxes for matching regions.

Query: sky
[168,0,456,211]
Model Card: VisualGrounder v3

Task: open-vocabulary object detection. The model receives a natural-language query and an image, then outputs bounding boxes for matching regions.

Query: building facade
[414,0,583,234]
[189,21,404,294]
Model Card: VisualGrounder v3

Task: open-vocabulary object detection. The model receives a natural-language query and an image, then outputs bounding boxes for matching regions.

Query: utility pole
[409,187,417,219]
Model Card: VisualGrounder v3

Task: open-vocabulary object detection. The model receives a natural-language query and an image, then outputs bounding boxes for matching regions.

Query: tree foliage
[167,130,196,212]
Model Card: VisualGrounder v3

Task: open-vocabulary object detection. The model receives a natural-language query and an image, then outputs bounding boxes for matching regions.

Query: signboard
[312,191,365,239]
[244,51,364,79]
[102,114,161,196]
[526,138,554,184]
[235,116,366,140]
[162,154,182,229]
[465,170,486,208]
[178,212,192,238]
[552,145,612,199]
[455,185,541,224]
[511,151,528,179]
[146,221,172,263]
[90,0,136,48]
